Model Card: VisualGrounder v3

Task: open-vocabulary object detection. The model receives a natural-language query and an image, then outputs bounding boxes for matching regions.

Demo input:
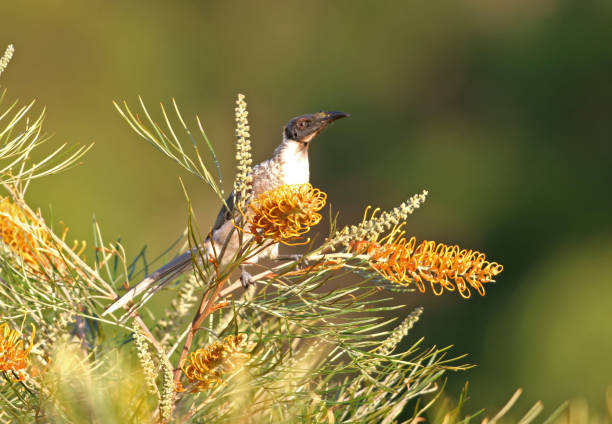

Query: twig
[133,314,162,351]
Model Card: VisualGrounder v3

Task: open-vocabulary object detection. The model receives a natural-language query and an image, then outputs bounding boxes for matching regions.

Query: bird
[103,111,349,316]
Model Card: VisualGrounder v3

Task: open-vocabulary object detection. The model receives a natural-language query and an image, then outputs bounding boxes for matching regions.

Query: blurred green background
[2,0,611,419]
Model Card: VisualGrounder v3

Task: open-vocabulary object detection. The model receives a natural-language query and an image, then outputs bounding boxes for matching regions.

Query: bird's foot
[289,254,309,269]
[240,269,255,288]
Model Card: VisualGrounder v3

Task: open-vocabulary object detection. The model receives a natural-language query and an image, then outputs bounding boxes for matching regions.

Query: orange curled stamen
[245,183,326,245]
[0,322,35,381]
[0,196,85,281]
[181,334,249,392]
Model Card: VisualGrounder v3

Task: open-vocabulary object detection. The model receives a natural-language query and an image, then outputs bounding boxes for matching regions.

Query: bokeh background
[2,0,611,419]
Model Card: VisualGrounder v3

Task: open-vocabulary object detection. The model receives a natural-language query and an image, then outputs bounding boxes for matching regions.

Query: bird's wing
[105,186,257,318]
[210,188,254,233]
[211,190,237,233]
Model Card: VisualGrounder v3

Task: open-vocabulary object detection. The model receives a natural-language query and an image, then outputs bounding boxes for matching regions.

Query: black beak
[309,111,350,135]
[316,111,350,125]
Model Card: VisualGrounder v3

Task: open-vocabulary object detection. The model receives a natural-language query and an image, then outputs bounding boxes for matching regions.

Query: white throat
[278,140,310,185]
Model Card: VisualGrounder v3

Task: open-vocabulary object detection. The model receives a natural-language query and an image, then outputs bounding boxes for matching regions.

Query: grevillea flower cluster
[247,183,327,245]
[0,196,85,278]
[0,196,47,267]
[0,322,35,381]
[181,334,249,391]
[350,228,503,298]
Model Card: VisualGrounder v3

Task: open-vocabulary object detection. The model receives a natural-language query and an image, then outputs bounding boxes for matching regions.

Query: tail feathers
[103,250,196,316]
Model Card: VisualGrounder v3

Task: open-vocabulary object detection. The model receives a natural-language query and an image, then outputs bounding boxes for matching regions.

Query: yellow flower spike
[246,183,327,245]
[349,235,503,298]
[181,334,249,392]
[0,322,35,381]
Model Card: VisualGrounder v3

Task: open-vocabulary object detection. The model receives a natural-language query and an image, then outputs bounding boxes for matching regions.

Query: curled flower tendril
[181,334,249,391]
[246,183,326,245]
[0,322,35,381]
[349,227,503,298]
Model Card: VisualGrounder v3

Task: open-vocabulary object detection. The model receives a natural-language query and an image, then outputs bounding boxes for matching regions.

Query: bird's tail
[103,246,204,316]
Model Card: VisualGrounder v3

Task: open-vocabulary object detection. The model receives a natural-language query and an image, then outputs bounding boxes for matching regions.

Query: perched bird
[103,111,349,316]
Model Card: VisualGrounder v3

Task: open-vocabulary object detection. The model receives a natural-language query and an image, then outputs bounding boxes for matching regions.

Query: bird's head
[284,111,349,144]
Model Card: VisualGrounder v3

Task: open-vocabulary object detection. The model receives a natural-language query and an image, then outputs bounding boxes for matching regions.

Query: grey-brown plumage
[103,111,349,316]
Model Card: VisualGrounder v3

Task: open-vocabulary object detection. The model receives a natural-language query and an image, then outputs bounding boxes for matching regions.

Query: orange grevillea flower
[181,334,249,391]
[350,231,503,298]
[0,196,50,267]
[0,196,85,278]
[0,322,35,381]
[246,183,326,245]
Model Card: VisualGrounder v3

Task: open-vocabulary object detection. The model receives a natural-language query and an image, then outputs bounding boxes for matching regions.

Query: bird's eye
[297,120,308,129]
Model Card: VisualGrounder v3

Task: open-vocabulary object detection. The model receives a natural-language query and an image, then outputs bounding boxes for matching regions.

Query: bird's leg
[240,265,255,288]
